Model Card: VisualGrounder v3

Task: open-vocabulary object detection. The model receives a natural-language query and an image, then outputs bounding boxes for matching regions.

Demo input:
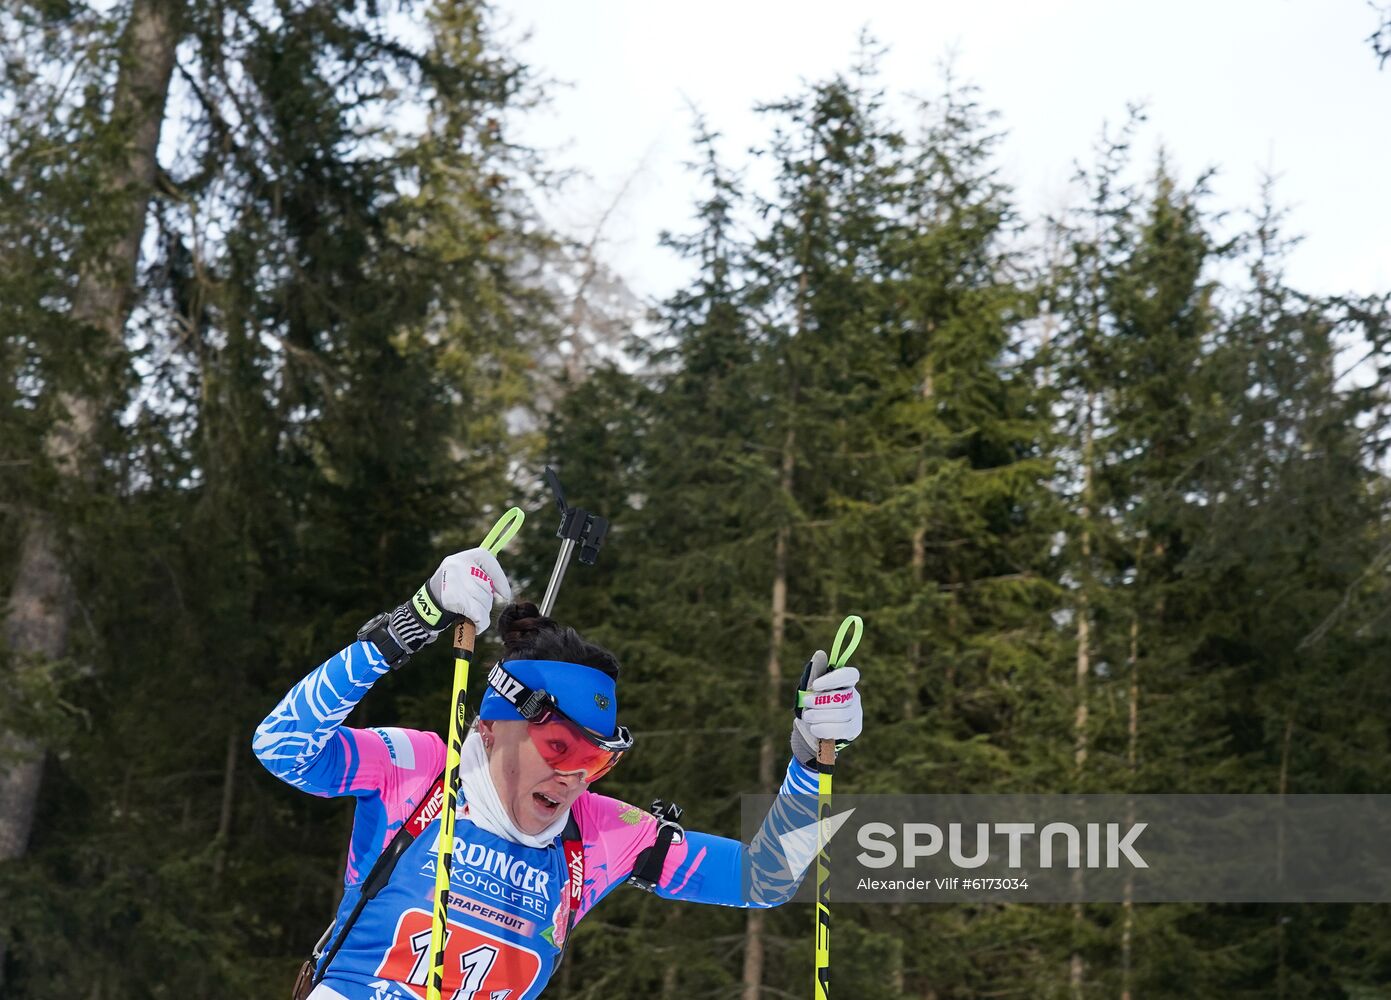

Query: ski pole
[426,507,525,1000]
[811,614,863,1000]
[539,466,608,617]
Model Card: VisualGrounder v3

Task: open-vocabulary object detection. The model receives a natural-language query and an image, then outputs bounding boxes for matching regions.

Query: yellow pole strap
[814,613,863,1000]
[426,507,524,1000]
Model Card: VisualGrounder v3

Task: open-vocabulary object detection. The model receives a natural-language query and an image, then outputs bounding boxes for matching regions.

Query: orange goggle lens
[527,715,627,782]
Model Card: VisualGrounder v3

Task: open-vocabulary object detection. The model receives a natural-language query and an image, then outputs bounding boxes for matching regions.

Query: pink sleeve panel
[337,726,446,885]
[570,791,695,923]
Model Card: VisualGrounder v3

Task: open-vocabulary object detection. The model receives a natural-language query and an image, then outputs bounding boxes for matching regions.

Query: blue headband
[479,659,619,737]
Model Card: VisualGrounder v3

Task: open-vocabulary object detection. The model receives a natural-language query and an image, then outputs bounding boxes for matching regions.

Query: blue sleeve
[251,640,393,798]
[653,758,821,909]
[252,640,445,886]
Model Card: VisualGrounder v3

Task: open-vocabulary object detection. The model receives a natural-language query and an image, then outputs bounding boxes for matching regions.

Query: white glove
[790,649,863,768]
[426,547,512,636]
[387,548,513,658]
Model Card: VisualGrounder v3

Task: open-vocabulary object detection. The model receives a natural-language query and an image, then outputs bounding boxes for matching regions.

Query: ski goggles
[481,660,633,781]
[526,704,631,780]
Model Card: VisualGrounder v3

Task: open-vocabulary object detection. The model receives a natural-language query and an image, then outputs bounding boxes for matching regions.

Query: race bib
[375,909,542,1000]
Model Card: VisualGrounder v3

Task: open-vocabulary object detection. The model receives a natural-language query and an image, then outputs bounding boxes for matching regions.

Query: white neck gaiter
[456,728,571,849]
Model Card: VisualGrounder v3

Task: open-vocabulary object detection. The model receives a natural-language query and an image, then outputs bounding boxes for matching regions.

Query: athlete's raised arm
[251,548,510,881]
[571,648,864,913]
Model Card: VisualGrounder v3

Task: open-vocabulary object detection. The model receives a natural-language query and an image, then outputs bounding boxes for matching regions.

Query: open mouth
[533,792,561,812]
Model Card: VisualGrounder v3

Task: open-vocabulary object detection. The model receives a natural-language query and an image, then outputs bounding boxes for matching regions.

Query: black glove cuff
[388,602,437,654]
[793,655,815,719]
[403,582,461,636]
[358,612,411,669]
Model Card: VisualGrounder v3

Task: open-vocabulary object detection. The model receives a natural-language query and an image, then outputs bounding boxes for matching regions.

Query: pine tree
[1043,120,1391,998]
[1,1,555,994]
[0,0,182,902]
[535,53,1063,998]
[868,76,1067,998]
[1041,122,1245,996]
[1165,185,1391,1000]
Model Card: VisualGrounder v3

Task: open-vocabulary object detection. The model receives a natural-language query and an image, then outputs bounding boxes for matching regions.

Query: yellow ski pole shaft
[426,507,524,1000]
[813,738,835,1000]
[813,614,862,1000]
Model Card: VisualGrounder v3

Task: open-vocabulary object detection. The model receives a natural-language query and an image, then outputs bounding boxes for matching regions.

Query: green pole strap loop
[795,614,864,708]
[829,614,863,669]
[481,506,525,556]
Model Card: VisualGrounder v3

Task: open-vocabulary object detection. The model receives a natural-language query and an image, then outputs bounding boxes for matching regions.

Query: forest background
[3,1,1391,997]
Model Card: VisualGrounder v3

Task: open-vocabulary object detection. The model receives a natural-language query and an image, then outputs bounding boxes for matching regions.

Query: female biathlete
[254,548,864,1000]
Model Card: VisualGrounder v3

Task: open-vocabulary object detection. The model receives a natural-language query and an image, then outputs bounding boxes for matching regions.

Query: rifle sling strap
[307,772,587,987]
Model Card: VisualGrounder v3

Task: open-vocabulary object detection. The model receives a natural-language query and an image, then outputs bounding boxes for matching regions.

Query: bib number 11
[378,910,541,1000]
[406,929,498,1000]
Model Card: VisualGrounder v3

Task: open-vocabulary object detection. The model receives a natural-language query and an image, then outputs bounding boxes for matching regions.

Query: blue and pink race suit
[254,640,818,1000]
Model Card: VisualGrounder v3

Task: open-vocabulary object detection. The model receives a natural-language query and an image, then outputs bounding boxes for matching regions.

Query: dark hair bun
[495,601,620,681]
[497,601,558,656]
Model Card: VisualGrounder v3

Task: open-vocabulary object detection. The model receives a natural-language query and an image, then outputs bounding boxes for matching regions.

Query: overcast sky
[499,0,1389,305]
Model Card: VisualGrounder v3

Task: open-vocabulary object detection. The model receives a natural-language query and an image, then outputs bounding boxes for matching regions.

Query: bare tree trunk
[1074,395,1094,773]
[0,521,70,858]
[742,908,767,1000]
[0,0,180,979]
[1070,391,1095,1000]
[1121,611,1140,1000]
[906,354,934,721]
[1127,613,1140,774]
[661,950,679,999]
[742,422,796,1000]
[906,518,925,721]
[760,424,795,797]
[1276,713,1294,1000]
[213,726,239,882]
